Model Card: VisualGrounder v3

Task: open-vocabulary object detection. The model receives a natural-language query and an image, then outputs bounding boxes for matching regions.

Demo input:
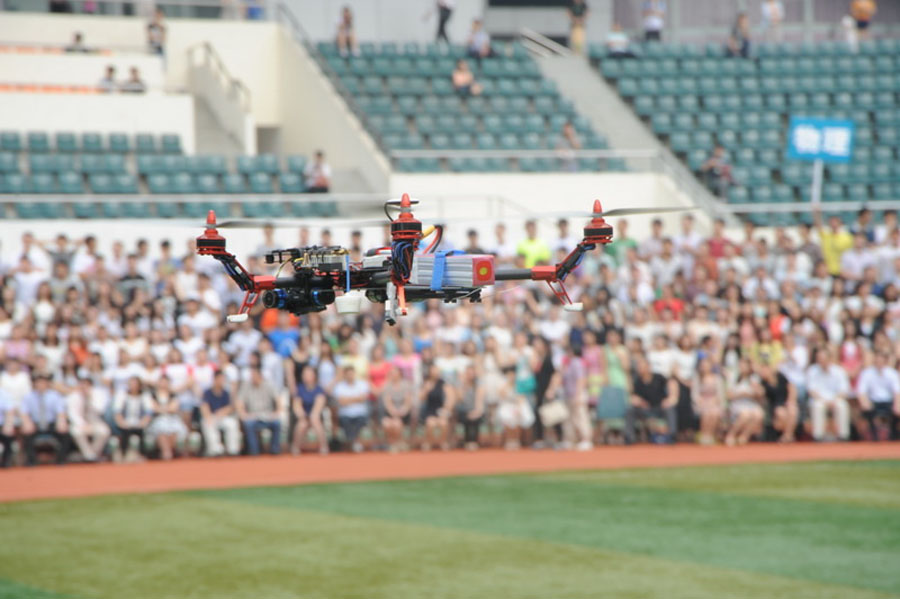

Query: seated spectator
[236,365,283,455]
[121,67,147,94]
[66,377,110,462]
[856,352,899,441]
[304,150,332,193]
[497,366,535,450]
[113,376,153,462]
[336,5,359,57]
[806,347,850,442]
[726,12,751,58]
[850,0,877,41]
[98,65,118,94]
[333,365,370,453]
[65,32,89,53]
[380,366,413,452]
[292,365,329,455]
[451,59,483,96]
[724,358,765,445]
[147,376,188,460]
[21,374,71,465]
[606,22,635,58]
[466,19,492,60]
[147,9,166,57]
[700,145,733,196]
[692,357,724,445]
[626,354,678,444]
[757,362,797,443]
[201,371,241,456]
[421,364,453,451]
[455,364,484,450]
[0,390,15,467]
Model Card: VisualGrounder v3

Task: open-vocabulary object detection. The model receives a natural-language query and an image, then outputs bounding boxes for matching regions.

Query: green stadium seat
[772,184,794,202]
[27,132,50,153]
[119,201,152,218]
[718,130,738,150]
[249,173,274,194]
[727,186,749,203]
[872,183,894,200]
[196,174,220,194]
[751,186,773,203]
[633,96,655,116]
[171,173,196,194]
[223,174,246,194]
[30,173,56,194]
[286,155,307,174]
[669,132,691,152]
[822,183,846,202]
[113,174,138,194]
[81,133,103,153]
[108,133,130,153]
[55,132,77,153]
[161,134,182,154]
[58,171,83,194]
[672,113,694,131]
[135,133,156,154]
[72,202,99,218]
[89,174,115,194]
[651,113,672,134]
[0,131,22,152]
[279,172,305,193]
[677,95,698,112]
[475,133,497,150]
[147,173,173,194]
[687,149,708,170]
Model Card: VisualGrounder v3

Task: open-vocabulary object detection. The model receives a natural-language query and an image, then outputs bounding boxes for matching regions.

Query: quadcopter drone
[196,194,681,325]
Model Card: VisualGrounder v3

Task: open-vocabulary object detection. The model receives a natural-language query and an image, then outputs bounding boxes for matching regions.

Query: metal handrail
[187,42,251,112]
[520,27,571,58]
[389,148,658,159]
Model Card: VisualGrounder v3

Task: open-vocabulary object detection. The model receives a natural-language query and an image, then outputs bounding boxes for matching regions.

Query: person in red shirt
[707,218,733,259]
[653,284,686,320]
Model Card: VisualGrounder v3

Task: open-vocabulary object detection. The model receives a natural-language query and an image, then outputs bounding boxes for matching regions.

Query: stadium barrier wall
[0,93,196,152]
[0,52,166,89]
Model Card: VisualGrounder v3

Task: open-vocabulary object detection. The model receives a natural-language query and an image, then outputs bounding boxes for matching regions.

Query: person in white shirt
[805,346,850,441]
[67,377,110,462]
[0,358,32,410]
[840,233,876,281]
[304,150,332,193]
[489,223,516,263]
[856,352,900,441]
[642,0,666,41]
[333,365,370,452]
[761,0,785,41]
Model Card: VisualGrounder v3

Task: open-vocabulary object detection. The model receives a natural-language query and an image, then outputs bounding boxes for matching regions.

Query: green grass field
[1,460,898,599]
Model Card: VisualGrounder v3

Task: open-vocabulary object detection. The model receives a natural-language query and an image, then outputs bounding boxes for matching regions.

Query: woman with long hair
[292,365,329,455]
[691,357,725,445]
[421,363,454,451]
[455,364,485,450]
[724,358,765,446]
[148,376,188,460]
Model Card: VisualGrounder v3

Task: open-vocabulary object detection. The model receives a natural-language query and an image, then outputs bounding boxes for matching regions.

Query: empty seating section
[317,41,618,173]
[590,38,900,225]
[0,130,320,218]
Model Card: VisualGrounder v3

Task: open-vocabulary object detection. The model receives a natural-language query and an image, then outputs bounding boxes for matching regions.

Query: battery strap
[430,250,461,291]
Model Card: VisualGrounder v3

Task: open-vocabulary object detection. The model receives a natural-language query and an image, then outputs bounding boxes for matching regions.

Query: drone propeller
[544,206,694,219]
[215,218,390,229]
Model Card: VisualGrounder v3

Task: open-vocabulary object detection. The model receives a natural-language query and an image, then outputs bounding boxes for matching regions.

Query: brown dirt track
[1,442,898,503]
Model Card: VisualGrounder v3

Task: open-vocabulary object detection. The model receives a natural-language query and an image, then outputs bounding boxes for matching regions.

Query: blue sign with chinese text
[787,117,855,163]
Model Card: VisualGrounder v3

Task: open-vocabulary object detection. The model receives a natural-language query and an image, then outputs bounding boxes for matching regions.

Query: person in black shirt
[626,354,678,444]
[757,363,797,442]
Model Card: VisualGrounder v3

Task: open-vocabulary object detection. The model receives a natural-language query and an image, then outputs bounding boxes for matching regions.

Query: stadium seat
[248,173,274,194]
[27,132,50,153]
[135,133,157,154]
[0,131,22,152]
[81,133,104,153]
[279,172,305,193]
[161,134,182,154]
[109,133,131,153]
[223,174,246,194]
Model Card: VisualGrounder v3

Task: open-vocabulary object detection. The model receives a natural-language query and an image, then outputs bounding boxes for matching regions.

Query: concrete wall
[0,93,196,152]
[276,27,390,192]
[0,52,165,88]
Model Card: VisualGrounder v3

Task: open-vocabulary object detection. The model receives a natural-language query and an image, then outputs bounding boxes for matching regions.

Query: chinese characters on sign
[787,117,855,163]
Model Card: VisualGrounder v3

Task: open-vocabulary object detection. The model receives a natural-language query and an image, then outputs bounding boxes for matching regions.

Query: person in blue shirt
[0,389,15,467]
[201,371,241,456]
[333,365,370,453]
[268,312,300,358]
[291,365,329,455]
[20,374,71,465]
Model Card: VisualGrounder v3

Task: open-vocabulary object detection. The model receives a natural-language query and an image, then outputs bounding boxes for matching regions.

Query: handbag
[539,399,570,427]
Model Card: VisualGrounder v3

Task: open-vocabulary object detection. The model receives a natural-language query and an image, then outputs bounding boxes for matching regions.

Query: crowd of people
[0,208,898,467]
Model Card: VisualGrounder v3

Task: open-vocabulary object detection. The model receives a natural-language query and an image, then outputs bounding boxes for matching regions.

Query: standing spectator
[236,365,283,455]
[497,367,535,450]
[336,6,359,57]
[98,66,118,93]
[606,22,635,58]
[292,365,329,455]
[561,343,591,450]
[701,146,733,196]
[455,364,484,450]
[626,354,678,444]
[758,362,798,443]
[642,0,667,42]
[147,376,187,460]
[724,358,765,446]
[201,371,241,456]
[761,0,785,41]
[113,376,153,462]
[380,366,413,452]
[466,19,492,60]
[304,151,332,193]
[334,365,370,453]
[726,13,752,58]
[814,209,853,276]
[806,347,851,442]
[435,0,454,44]
[856,352,900,441]
[691,358,724,445]
[147,8,166,57]
[66,377,110,462]
[850,0,877,41]
[0,390,16,467]
[21,374,71,465]
[120,67,147,94]
[568,0,589,55]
